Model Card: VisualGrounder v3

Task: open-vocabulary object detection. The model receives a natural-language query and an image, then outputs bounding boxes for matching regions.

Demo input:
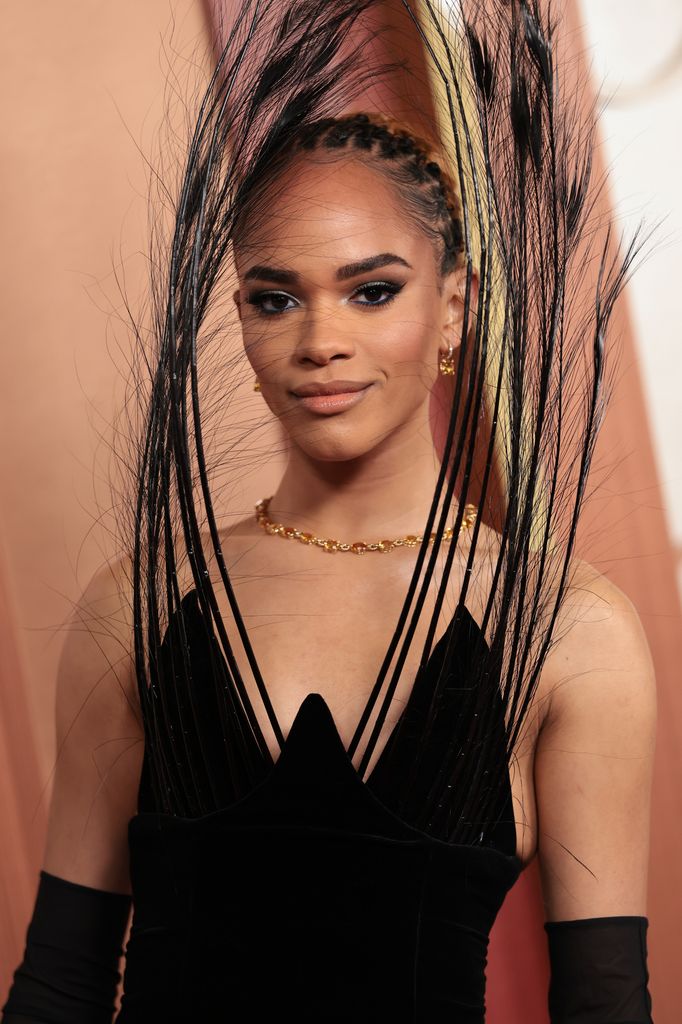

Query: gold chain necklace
[255,496,478,554]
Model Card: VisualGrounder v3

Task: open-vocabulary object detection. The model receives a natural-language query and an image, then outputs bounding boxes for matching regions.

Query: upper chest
[208,534,477,741]
[172,526,545,863]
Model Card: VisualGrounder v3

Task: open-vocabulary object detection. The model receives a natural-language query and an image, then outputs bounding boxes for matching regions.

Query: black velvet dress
[116,591,521,1022]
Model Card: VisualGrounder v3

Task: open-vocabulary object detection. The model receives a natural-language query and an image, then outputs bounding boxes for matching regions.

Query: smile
[291,381,373,415]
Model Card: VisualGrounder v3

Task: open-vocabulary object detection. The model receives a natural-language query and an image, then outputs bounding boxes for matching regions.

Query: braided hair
[128,0,639,842]
[234,111,465,279]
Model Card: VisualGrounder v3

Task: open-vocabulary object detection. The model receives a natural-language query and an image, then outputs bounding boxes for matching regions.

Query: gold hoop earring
[253,378,262,392]
[438,345,456,376]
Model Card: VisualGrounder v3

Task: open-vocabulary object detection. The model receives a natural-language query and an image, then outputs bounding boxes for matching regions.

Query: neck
[270,427,446,542]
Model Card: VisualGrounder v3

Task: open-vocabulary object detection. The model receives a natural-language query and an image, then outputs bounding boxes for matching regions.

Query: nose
[293,306,356,367]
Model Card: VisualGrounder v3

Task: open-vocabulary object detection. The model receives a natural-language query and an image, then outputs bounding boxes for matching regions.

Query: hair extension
[124,0,642,851]
[234,110,465,278]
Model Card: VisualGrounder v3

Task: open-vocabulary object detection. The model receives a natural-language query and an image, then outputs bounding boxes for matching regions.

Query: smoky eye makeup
[245,290,297,315]
[349,280,405,308]
[245,279,406,316]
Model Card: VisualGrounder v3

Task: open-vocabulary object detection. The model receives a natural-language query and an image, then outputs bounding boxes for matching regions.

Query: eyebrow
[243,265,299,285]
[336,253,412,280]
[243,252,412,285]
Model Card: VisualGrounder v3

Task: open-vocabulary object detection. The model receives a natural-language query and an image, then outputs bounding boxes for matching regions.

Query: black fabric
[139,589,518,852]
[119,694,521,1021]
[545,916,654,1023]
[1,870,131,1024]
[117,593,521,1021]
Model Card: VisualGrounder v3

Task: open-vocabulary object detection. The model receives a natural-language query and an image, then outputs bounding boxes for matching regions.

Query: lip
[290,380,373,415]
[291,380,372,397]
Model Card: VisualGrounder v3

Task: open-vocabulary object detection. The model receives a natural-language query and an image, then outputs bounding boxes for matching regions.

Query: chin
[288,421,392,464]
[293,437,378,464]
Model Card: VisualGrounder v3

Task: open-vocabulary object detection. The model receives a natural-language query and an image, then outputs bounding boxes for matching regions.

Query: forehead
[234,155,430,272]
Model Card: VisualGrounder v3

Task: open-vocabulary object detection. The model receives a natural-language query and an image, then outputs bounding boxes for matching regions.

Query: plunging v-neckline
[278,691,405,788]
[183,588,483,788]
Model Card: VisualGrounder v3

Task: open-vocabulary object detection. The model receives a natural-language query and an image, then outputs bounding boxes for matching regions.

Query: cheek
[241,323,287,376]
[374,306,439,380]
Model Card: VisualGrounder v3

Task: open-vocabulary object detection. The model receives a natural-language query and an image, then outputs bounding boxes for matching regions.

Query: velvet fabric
[118,693,521,1021]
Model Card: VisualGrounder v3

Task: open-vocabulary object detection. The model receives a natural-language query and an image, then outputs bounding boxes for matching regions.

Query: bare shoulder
[533,558,657,918]
[538,557,657,741]
[56,555,139,726]
[44,555,143,891]
[150,515,265,604]
[206,511,269,575]
[464,523,657,741]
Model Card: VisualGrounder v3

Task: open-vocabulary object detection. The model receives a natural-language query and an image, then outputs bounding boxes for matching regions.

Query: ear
[232,287,243,322]
[439,265,479,356]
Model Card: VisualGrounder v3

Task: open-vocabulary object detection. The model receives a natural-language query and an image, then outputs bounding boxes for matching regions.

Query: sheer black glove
[545,915,653,1023]
[1,870,131,1024]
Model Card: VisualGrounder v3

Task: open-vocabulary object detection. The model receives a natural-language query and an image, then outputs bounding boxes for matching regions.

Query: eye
[245,290,298,315]
[351,281,404,308]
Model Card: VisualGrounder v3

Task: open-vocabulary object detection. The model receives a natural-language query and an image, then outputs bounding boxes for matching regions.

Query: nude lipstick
[290,380,373,415]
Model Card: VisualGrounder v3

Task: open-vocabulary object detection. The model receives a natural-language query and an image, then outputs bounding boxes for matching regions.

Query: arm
[534,563,657,1022]
[2,561,144,1023]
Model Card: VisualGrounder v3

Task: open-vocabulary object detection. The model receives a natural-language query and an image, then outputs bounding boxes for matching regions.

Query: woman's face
[233,156,467,463]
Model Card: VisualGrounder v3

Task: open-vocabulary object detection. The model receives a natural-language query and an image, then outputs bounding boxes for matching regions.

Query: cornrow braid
[297,112,464,277]
[236,111,464,278]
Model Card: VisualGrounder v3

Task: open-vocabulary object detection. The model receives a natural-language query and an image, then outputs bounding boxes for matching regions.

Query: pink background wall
[1,1,680,1018]
[0,0,211,994]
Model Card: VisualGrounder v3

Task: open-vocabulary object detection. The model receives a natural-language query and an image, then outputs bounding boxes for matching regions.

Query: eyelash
[245,281,404,316]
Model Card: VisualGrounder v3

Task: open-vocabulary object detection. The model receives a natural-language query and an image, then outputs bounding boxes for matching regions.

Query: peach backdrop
[1,1,680,1019]
[0,0,213,996]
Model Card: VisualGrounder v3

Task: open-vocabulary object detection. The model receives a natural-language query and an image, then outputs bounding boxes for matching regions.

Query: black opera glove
[1,870,131,1024]
[545,916,653,1023]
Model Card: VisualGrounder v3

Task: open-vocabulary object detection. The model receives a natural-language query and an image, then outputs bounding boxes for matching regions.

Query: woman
[2,1,656,1020]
